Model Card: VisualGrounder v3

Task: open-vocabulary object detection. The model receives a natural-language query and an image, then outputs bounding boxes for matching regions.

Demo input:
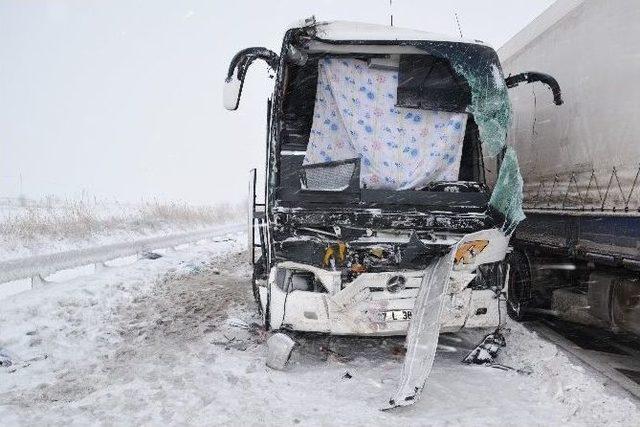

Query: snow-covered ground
[1,233,638,426]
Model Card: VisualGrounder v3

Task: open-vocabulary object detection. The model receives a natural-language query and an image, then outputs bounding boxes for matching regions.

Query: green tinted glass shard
[489,146,526,232]
[450,61,512,158]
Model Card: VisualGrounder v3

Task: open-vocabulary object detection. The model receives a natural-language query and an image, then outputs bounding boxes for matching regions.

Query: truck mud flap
[387,247,456,409]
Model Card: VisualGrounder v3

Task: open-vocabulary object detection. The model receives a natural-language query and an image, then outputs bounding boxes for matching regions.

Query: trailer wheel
[610,279,640,336]
[506,250,533,322]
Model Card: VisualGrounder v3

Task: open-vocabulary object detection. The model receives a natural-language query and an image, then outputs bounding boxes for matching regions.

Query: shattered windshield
[278,41,523,228]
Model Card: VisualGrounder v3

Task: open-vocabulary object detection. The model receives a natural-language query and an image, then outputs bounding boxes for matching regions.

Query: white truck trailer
[499,0,640,335]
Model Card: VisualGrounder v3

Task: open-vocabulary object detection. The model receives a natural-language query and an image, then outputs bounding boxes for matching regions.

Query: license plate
[384,309,412,321]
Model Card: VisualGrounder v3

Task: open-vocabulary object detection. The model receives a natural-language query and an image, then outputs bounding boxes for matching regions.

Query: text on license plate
[384,310,412,321]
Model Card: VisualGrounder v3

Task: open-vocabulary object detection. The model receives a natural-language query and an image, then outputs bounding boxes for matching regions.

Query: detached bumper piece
[462,329,506,365]
[386,247,456,409]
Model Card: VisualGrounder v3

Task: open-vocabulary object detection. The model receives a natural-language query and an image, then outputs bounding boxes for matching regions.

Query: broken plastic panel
[489,147,526,232]
[266,333,296,370]
[462,328,506,365]
[387,247,456,409]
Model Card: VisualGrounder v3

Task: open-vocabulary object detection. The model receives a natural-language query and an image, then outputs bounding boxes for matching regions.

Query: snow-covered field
[0,197,241,261]
[1,232,638,426]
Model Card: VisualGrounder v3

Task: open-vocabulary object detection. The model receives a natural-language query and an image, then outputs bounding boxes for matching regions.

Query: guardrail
[0,223,244,286]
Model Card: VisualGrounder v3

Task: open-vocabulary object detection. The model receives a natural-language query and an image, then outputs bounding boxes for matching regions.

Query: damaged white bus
[224,19,562,407]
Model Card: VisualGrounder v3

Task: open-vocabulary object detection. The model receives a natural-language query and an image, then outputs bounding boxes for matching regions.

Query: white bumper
[260,228,508,336]
[260,267,500,336]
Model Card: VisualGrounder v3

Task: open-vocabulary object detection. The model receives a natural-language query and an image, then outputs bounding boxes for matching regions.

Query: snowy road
[1,233,639,426]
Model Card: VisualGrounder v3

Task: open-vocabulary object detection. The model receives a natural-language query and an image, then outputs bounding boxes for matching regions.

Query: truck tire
[611,279,640,336]
[506,250,533,321]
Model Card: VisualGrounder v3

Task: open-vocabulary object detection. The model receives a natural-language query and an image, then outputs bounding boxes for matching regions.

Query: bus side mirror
[505,71,563,106]
[224,74,243,111]
[223,47,279,111]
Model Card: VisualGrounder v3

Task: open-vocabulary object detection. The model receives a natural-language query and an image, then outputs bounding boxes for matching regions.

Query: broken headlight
[454,240,489,265]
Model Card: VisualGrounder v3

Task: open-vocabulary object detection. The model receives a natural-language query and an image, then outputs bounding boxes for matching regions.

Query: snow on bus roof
[288,20,487,46]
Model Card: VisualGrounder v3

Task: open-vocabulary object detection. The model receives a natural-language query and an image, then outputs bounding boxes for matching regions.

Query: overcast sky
[0,0,555,204]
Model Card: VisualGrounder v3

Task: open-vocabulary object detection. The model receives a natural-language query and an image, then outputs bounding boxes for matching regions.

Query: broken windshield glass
[489,147,526,232]
[431,45,512,158]
[426,43,523,227]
